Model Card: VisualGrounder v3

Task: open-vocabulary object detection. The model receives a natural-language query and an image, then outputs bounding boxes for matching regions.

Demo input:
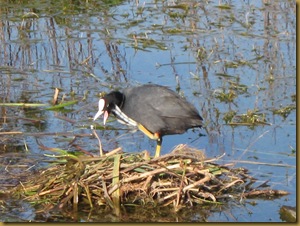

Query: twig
[183,173,212,192]
[91,127,103,156]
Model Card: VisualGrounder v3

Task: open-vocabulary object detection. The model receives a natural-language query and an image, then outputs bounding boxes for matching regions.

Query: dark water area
[0,0,296,222]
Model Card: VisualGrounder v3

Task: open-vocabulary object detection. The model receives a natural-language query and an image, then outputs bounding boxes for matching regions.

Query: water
[0,0,296,222]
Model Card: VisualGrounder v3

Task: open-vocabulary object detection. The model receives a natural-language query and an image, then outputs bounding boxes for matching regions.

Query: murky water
[0,0,296,222]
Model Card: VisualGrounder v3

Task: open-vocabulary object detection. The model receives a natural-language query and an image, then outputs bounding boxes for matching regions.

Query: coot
[93,84,203,157]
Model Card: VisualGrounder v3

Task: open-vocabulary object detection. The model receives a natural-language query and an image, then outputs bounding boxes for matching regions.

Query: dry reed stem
[91,129,103,156]
[112,154,121,216]
[52,88,59,105]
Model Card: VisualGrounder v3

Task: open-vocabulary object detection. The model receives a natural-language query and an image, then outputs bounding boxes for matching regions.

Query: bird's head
[93,91,125,125]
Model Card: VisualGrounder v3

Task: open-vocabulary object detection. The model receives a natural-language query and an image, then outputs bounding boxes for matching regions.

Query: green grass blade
[0,103,47,107]
[45,100,78,110]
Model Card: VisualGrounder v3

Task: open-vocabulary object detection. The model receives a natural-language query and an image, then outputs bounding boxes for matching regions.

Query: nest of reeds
[9,144,289,214]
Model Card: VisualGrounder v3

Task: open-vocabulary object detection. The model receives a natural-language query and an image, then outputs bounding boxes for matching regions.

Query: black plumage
[94,84,203,157]
[121,85,202,135]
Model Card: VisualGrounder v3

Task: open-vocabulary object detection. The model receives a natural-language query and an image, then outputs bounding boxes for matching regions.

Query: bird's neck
[118,93,125,109]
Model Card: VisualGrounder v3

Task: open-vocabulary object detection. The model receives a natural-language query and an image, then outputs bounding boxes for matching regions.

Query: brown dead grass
[7,144,289,215]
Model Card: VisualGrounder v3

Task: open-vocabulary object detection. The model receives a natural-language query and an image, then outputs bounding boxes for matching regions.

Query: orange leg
[137,123,162,157]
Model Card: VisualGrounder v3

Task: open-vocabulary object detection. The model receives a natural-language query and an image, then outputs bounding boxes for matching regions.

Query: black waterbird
[93,84,203,157]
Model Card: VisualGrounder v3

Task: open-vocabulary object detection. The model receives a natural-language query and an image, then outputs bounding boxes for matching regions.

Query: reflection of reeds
[0,4,129,95]
[6,144,289,216]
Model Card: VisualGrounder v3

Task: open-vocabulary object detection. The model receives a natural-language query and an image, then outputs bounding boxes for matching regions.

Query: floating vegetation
[279,205,297,223]
[214,89,237,103]
[5,145,288,216]
[0,103,47,107]
[164,28,183,34]
[272,104,296,119]
[224,60,251,68]
[130,33,168,50]
[291,94,296,102]
[168,12,187,20]
[196,47,208,62]
[225,109,270,128]
[0,100,78,111]
[228,81,248,94]
[215,4,232,10]
[167,3,190,11]
[223,110,237,124]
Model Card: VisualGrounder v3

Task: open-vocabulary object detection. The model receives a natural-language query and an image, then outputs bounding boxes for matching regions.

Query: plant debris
[5,145,289,215]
